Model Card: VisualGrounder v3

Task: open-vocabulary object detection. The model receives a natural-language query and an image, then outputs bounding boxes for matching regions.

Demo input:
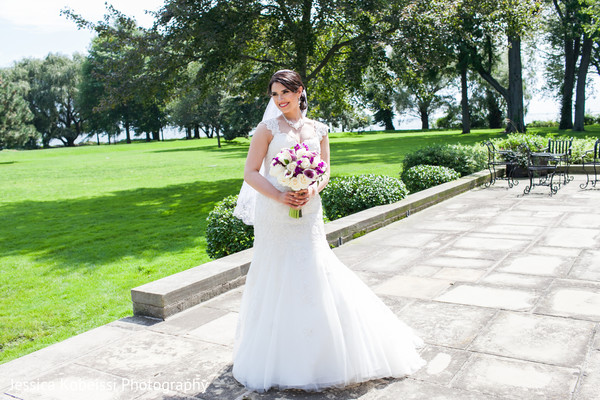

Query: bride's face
[270,82,302,114]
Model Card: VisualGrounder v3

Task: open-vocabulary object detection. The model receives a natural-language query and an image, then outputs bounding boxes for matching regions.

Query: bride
[232,69,425,393]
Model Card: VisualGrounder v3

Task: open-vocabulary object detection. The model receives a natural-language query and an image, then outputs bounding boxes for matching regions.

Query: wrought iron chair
[544,137,573,185]
[581,139,600,189]
[484,141,518,188]
[520,143,560,196]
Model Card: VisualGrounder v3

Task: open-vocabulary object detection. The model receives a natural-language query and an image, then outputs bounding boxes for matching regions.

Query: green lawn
[1,126,599,364]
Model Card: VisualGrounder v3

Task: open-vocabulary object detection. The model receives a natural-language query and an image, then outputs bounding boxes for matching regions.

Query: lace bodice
[261,117,328,192]
[233,117,328,225]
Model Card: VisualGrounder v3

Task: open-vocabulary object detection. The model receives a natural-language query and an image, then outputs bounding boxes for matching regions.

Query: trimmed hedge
[321,174,408,221]
[491,133,599,164]
[402,164,461,193]
[205,195,254,259]
[402,144,486,177]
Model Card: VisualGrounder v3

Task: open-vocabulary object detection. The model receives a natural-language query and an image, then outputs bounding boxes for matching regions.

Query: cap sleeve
[262,118,280,136]
[315,121,329,141]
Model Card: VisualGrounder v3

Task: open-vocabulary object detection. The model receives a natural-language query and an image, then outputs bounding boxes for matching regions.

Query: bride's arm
[243,124,304,209]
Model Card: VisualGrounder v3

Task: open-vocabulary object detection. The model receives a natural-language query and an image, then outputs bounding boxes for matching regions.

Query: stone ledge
[131,168,493,320]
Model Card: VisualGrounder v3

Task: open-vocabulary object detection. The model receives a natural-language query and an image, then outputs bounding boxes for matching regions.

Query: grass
[1,125,599,364]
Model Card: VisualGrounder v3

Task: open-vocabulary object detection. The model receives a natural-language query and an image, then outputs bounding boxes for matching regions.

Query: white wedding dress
[232,118,425,392]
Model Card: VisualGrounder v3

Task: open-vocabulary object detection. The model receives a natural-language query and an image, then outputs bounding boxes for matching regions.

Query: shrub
[584,114,600,125]
[402,144,487,177]
[402,165,461,193]
[491,133,600,164]
[573,137,600,162]
[527,120,558,128]
[491,132,547,153]
[321,174,408,221]
[206,195,254,259]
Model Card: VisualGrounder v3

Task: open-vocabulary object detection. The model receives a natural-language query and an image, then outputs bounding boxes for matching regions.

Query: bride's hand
[279,187,316,209]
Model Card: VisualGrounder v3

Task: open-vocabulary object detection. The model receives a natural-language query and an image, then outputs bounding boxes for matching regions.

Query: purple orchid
[303,169,316,179]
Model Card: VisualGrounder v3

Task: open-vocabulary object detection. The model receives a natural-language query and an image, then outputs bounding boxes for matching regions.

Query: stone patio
[1,175,599,400]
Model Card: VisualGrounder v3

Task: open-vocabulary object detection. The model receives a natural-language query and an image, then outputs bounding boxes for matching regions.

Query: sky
[0,0,598,130]
[0,0,162,68]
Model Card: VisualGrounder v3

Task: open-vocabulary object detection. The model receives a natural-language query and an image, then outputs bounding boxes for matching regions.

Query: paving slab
[403,265,442,277]
[574,350,600,400]
[332,241,384,269]
[75,330,232,387]
[451,235,529,251]
[529,246,582,258]
[569,249,600,281]
[422,256,495,269]
[480,272,554,289]
[375,379,501,400]
[187,311,238,347]
[149,305,228,336]
[431,268,485,282]
[374,276,454,300]
[474,223,545,236]
[497,254,572,277]
[3,363,133,400]
[561,212,600,229]
[411,346,470,386]
[534,279,600,321]
[397,301,496,349]
[363,228,440,248]
[0,324,140,390]
[435,284,538,311]
[453,354,579,400]
[539,227,600,248]
[354,247,422,272]
[469,311,594,367]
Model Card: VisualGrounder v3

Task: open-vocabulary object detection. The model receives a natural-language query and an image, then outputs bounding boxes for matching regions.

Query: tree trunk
[96,133,100,146]
[185,126,191,139]
[419,104,429,130]
[574,36,593,131]
[460,65,471,134]
[125,122,132,144]
[384,114,395,131]
[205,125,213,138]
[560,37,580,129]
[145,132,151,142]
[294,0,312,83]
[194,124,200,139]
[152,130,160,141]
[42,134,51,148]
[486,88,503,129]
[507,36,525,133]
[216,126,221,148]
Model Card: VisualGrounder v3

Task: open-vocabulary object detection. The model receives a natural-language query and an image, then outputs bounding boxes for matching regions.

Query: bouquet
[270,143,328,218]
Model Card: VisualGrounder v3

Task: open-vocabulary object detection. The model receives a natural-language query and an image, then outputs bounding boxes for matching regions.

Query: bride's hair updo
[268,69,308,112]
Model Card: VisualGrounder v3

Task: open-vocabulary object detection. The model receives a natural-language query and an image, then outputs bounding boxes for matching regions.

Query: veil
[233,91,308,225]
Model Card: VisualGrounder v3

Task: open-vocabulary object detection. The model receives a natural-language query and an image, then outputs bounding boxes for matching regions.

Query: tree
[469,0,542,133]
[359,67,397,130]
[391,62,452,130]
[166,63,205,139]
[10,54,85,147]
[546,0,598,130]
[0,72,39,149]
[66,7,170,143]
[64,0,408,128]
[416,0,541,133]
